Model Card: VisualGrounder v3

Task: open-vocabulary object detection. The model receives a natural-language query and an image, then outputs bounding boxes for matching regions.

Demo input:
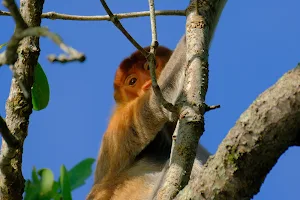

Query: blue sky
[1,0,300,199]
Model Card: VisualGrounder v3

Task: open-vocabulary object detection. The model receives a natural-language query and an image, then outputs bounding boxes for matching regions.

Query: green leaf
[0,43,7,49]
[24,180,31,191]
[24,168,40,200]
[51,181,60,194]
[38,168,54,196]
[68,158,95,191]
[49,181,62,200]
[24,180,39,200]
[60,165,72,200]
[32,62,50,111]
[32,167,40,184]
[53,194,63,200]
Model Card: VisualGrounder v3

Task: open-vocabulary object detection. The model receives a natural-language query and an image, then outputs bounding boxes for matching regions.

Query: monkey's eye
[125,74,138,86]
[129,77,137,86]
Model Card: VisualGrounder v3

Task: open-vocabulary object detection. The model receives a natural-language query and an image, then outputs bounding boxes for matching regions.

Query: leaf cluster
[24,158,95,200]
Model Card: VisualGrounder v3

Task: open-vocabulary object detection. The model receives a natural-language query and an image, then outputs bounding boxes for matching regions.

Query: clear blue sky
[1,0,299,199]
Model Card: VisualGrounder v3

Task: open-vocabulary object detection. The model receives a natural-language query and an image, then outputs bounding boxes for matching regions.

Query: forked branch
[100,0,177,113]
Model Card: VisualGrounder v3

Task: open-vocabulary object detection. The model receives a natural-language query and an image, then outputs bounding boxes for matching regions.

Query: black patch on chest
[135,122,176,163]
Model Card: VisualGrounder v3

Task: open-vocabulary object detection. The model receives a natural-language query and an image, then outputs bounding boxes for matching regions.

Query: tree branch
[0,115,18,147]
[156,2,209,199]
[205,104,221,112]
[99,0,177,113]
[0,0,85,100]
[0,10,186,20]
[156,0,227,199]
[0,0,45,198]
[99,0,148,57]
[0,25,85,67]
[147,0,177,113]
[176,64,300,199]
[1,0,30,98]
[19,27,85,63]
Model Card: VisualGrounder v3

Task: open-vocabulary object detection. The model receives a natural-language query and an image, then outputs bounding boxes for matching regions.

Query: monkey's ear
[142,80,152,91]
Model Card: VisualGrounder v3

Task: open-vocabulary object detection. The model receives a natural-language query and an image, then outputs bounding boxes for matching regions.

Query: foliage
[32,62,50,111]
[24,158,95,200]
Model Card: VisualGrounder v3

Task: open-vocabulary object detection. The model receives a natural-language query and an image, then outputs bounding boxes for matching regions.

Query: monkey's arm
[154,35,187,106]
[94,35,188,183]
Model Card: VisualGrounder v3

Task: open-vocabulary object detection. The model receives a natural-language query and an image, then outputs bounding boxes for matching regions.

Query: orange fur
[87,46,174,200]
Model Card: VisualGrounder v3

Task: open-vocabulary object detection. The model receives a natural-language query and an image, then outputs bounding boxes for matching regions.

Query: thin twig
[147,0,177,113]
[148,0,158,46]
[169,121,179,165]
[2,0,27,31]
[3,0,28,64]
[2,0,30,98]
[0,10,186,21]
[19,27,85,63]
[0,115,18,148]
[99,0,148,57]
[205,104,220,112]
[1,0,85,99]
[0,27,85,65]
[1,1,85,65]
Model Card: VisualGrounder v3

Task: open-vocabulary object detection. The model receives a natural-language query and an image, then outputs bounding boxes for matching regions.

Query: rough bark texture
[156,0,227,199]
[0,0,44,199]
[176,65,300,200]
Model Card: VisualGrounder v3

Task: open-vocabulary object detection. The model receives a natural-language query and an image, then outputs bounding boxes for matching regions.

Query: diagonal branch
[2,0,30,98]
[0,115,18,147]
[2,0,28,65]
[19,27,85,63]
[99,0,148,57]
[0,26,85,67]
[176,64,300,200]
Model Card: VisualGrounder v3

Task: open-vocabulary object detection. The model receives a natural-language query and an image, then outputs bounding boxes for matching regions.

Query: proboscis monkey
[87,36,210,200]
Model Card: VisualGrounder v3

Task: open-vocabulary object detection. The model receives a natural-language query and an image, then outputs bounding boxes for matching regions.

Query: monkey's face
[122,66,152,101]
[113,52,171,104]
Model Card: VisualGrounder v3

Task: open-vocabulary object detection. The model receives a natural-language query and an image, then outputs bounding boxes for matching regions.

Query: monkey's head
[113,46,173,103]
